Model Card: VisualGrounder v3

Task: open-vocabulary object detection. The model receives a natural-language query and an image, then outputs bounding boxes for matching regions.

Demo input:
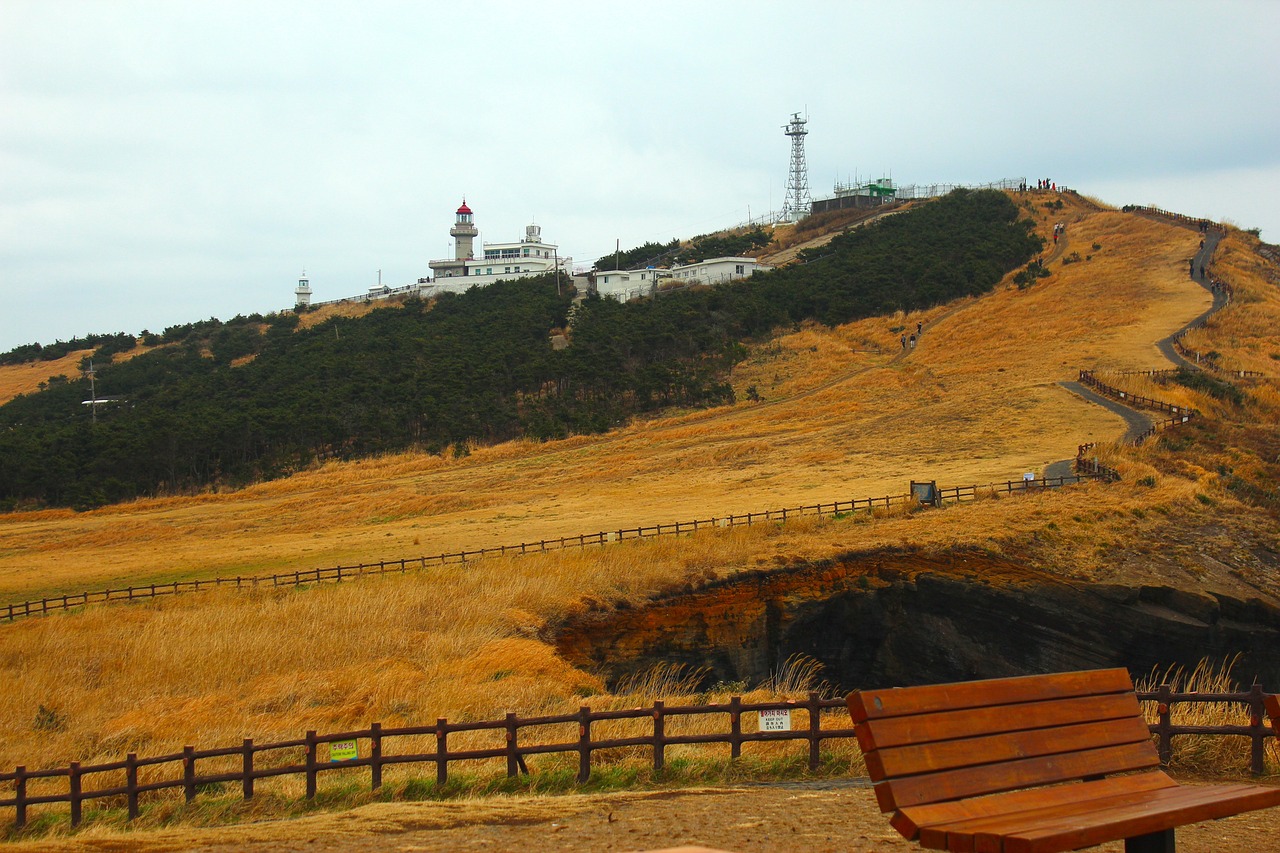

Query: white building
[586,256,772,302]
[426,201,572,294]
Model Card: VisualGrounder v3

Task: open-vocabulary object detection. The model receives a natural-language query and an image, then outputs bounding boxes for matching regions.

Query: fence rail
[1,474,1104,625]
[1,687,1275,832]
[1077,370,1200,447]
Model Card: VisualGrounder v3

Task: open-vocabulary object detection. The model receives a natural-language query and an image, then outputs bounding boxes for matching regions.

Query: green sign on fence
[329,739,358,762]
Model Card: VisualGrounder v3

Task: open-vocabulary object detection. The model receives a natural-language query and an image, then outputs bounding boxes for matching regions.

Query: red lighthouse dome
[456,200,472,215]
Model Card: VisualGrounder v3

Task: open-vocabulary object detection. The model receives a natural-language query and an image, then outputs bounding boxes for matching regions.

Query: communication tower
[781,112,811,223]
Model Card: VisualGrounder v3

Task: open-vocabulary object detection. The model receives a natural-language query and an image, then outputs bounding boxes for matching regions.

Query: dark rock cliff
[553,548,1280,690]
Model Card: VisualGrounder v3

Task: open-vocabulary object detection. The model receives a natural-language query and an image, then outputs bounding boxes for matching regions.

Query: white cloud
[1,0,1278,350]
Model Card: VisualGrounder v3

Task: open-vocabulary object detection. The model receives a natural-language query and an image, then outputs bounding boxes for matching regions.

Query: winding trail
[1052,221,1228,474]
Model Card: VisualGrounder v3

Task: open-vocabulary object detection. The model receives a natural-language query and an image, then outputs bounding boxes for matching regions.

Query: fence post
[305,731,318,799]
[653,701,665,774]
[435,719,449,785]
[126,752,139,819]
[1248,682,1266,777]
[370,722,383,790]
[729,696,742,759]
[808,692,822,771]
[242,738,254,800]
[577,706,592,783]
[1155,685,1173,766]
[13,766,25,830]
[183,746,196,802]
[69,761,82,826]
[505,713,520,778]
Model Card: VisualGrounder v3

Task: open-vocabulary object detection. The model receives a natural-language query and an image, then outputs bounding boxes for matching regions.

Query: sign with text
[758,708,792,732]
[329,739,358,762]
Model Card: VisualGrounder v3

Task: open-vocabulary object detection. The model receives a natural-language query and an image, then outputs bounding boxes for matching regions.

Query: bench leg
[1125,829,1175,853]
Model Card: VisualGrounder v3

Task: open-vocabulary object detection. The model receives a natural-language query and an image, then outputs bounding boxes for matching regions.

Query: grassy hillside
[0,190,1039,510]
[2,193,1279,834]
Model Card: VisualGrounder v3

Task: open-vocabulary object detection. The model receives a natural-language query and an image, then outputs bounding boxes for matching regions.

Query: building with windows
[426,201,571,294]
[585,256,772,302]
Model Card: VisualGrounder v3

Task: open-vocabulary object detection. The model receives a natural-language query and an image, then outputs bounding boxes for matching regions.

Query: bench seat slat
[867,715,1153,780]
[990,783,1280,853]
[890,771,1178,841]
[877,742,1160,811]
[857,693,1143,753]
[923,782,1259,851]
[849,669,1133,723]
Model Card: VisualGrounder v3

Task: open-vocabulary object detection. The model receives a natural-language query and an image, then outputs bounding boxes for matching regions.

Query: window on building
[736,265,745,275]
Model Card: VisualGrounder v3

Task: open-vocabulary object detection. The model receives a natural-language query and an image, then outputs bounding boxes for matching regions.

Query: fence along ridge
[1,684,1275,832]
[1077,369,1200,447]
[2,473,1104,625]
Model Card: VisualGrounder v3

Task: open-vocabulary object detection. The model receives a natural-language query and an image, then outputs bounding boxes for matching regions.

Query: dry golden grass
[1137,657,1279,777]
[0,351,96,406]
[294,298,394,330]
[3,196,1276,807]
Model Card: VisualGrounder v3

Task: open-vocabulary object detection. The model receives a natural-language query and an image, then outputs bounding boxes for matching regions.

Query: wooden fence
[1,473,1103,625]
[1,687,1275,832]
[1077,370,1200,447]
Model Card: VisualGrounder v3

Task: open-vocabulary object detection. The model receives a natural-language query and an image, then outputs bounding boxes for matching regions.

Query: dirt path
[1157,228,1226,369]
[18,780,1280,853]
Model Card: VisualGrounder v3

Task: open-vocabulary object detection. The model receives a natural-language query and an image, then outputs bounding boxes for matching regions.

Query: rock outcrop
[554,548,1280,690]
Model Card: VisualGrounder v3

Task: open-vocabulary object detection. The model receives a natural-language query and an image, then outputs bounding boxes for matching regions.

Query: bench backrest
[1267,692,1280,738]
[847,668,1160,813]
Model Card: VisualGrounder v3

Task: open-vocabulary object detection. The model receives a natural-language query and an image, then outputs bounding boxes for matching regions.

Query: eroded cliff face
[553,549,1280,690]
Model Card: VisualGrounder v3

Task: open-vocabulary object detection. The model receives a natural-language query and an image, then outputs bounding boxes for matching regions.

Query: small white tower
[451,199,478,260]
[295,270,312,308]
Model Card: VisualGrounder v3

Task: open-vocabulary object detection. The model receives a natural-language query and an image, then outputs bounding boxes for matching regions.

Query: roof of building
[456,200,473,215]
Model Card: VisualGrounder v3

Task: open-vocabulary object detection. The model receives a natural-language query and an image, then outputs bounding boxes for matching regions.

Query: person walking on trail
[916,321,923,336]
[908,334,916,349]
[901,334,907,350]
[1189,259,1196,278]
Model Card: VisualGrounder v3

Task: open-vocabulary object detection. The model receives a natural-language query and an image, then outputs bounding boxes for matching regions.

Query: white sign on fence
[758,708,792,732]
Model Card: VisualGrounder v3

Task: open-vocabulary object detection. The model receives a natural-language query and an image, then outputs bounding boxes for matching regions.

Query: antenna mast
[781,112,811,223]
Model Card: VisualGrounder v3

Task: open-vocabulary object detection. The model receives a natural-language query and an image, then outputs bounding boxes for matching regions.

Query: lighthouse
[295,270,312,308]
[450,200,478,260]
[429,199,479,279]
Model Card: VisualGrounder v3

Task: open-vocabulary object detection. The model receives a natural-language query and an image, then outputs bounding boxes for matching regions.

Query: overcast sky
[2,0,1277,353]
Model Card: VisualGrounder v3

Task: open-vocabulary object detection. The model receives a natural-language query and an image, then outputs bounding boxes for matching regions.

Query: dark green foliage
[594,239,680,271]
[1014,258,1052,288]
[0,331,137,366]
[1172,367,1245,406]
[0,190,1040,509]
[670,228,771,265]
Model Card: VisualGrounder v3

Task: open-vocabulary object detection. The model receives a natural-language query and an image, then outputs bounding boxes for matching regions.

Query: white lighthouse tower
[294,270,312,308]
[451,199,478,260]
[429,199,479,279]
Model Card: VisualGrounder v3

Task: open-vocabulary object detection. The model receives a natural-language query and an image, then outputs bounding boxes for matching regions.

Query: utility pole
[615,239,620,271]
[83,359,98,425]
[554,249,561,296]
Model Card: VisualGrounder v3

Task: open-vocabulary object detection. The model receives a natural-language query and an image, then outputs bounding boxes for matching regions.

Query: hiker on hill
[916,321,923,336]
[1189,259,1196,278]
[901,334,907,349]
[909,334,916,349]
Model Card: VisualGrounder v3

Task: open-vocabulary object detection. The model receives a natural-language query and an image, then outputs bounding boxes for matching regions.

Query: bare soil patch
[12,780,1280,852]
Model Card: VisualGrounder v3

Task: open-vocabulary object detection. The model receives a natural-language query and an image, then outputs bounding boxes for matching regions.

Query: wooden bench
[846,668,1280,853]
